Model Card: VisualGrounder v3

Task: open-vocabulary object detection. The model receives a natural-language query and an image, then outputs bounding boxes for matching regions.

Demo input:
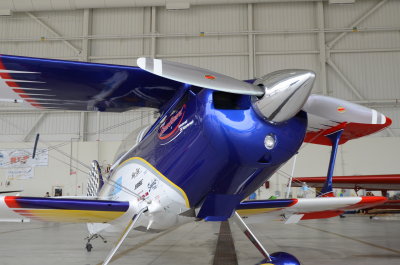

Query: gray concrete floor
[0,215,399,265]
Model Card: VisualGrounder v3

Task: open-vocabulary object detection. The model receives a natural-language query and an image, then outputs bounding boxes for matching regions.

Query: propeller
[137,57,264,96]
[137,57,315,123]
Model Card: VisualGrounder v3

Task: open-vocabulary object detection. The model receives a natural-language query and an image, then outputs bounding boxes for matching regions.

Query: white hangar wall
[0,0,398,196]
[1,137,399,197]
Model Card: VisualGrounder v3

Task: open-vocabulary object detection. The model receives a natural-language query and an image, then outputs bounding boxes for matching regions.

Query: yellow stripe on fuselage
[15,209,126,223]
[118,157,190,208]
[236,208,281,216]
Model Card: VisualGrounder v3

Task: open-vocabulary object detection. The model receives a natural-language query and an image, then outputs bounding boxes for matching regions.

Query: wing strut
[318,129,343,197]
[102,207,148,265]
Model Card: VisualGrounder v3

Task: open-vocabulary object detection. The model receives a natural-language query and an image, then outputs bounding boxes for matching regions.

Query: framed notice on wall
[0,149,48,168]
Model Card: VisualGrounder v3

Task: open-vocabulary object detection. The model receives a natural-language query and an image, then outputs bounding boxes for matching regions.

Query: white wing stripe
[154,59,163,75]
[381,114,386,125]
[2,79,45,83]
[0,70,39,74]
[371,109,377,124]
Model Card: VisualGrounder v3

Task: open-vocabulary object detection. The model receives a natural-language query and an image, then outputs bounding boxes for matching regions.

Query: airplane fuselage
[99,88,307,229]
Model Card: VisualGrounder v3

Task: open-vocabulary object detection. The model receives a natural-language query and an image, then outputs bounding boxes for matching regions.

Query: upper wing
[0,196,131,223]
[236,196,387,223]
[303,94,391,145]
[0,54,185,112]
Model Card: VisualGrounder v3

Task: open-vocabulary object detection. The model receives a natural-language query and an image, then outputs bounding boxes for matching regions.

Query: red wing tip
[384,116,392,127]
[360,196,388,204]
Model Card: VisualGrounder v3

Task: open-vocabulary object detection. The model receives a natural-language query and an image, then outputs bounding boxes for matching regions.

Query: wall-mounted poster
[0,149,48,168]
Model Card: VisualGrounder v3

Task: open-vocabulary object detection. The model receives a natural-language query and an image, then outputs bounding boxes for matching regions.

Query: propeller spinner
[137,57,315,123]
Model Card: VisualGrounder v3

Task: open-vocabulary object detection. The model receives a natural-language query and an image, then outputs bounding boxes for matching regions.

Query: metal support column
[247,4,254,79]
[151,7,157,58]
[316,1,327,95]
[81,9,92,62]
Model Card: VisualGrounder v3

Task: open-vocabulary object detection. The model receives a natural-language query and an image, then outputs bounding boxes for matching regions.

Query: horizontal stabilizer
[0,196,130,223]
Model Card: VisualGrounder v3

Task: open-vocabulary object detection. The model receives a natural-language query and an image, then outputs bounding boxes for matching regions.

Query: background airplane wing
[236,196,387,224]
[292,175,400,191]
[303,94,391,145]
[0,54,185,112]
[0,196,131,223]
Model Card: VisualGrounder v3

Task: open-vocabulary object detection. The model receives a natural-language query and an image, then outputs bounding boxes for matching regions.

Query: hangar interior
[0,0,399,199]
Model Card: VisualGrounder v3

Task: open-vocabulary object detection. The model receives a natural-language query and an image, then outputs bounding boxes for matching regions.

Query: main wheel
[258,252,300,265]
[86,243,93,252]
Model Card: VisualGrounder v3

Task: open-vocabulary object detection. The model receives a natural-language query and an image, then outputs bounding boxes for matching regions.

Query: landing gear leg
[232,211,300,265]
[101,207,148,265]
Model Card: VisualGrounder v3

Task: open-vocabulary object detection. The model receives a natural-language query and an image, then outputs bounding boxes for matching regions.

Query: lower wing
[0,196,131,223]
[236,196,387,224]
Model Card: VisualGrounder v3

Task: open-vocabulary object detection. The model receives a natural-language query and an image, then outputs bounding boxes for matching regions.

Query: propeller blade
[137,57,264,96]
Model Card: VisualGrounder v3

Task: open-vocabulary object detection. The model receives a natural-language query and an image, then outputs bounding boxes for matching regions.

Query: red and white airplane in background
[0,54,392,265]
[292,174,400,217]
[292,174,400,197]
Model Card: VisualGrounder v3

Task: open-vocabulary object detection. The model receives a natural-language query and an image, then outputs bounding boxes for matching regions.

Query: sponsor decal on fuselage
[134,179,143,190]
[158,104,186,140]
[148,178,159,193]
[131,168,141,179]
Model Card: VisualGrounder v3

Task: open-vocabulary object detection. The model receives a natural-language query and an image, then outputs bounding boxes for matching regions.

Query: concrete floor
[0,215,399,265]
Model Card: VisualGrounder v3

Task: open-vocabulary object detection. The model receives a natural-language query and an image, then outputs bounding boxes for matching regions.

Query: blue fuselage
[123,88,307,219]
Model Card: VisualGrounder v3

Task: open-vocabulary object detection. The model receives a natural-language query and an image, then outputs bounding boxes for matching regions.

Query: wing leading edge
[0,196,130,223]
[0,54,185,112]
[303,94,392,145]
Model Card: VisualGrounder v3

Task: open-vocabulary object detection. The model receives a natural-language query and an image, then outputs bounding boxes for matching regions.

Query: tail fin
[87,160,104,197]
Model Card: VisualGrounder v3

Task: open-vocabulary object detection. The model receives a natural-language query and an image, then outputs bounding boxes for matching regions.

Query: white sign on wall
[0,149,48,168]
[7,167,34,180]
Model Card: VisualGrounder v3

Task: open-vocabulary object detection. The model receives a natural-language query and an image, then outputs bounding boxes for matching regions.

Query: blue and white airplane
[0,54,391,265]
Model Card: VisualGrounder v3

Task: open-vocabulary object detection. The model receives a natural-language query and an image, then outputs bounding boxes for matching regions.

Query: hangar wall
[1,137,399,197]
[0,0,399,142]
[0,0,398,197]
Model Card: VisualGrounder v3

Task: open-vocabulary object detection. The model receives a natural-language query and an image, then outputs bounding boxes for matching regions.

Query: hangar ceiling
[0,0,398,142]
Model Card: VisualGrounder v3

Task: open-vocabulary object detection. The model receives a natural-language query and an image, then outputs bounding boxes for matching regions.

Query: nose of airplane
[251,70,315,123]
